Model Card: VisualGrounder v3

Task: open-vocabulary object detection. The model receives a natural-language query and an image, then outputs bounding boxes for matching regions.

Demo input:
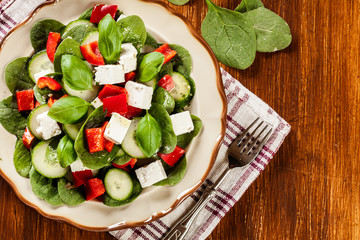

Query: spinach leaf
[0,96,27,138]
[78,7,93,20]
[103,173,143,207]
[29,167,63,205]
[74,107,120,169]
[98,14,123,64]
[243,7,292,52]
[13,139,32,178]
[57,135,77,168]
[155,156,187,186]
[33,86,51,105]
[145,32,159,48]
[57,178,85,206]
[112,153,132,166]
[235,0,264,13]
[152,87,175,114]
[61,55,93,91]
[149,103,177,154]
[48,96,90,124]
[30,19,65,52]
[62,24,98,44]
[169,44,192,78]
[168,0,190,5]
[46,138,60,164]
[201,0,256,69]
[136,112,162,157]
[177,115,202,149]
[138,52,164,82]
[158,62,173,79]
[117,15,147,50]
[53,38,83,73]
[5,57,34,93]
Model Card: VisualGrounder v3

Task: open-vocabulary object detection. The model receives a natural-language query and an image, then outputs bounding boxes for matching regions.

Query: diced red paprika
[22,127,35,150]
[84,178,106,201]
[85,128,104,153]
[158,146,185,167]
[158,74,175,91]
[112,158,137,169]
[35,101,41,108]
[46,32,61,62]
[102,121,114,152]
[103,94,128,117]
[90,4,118,23]
[154,44,177,64]
[125,71,136,82]
[72,170,94,188]
[48,94,68,107]
[112,163,130,172]
[80,41,105,66]
[121,105,143,119]
[98,85,127,101]
[16,90,34,111]
[37,76,62,91]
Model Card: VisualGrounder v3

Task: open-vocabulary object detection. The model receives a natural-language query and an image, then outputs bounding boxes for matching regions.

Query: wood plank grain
[1,0,359,239]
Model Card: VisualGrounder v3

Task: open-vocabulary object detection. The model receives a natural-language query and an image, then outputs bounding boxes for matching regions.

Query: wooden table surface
[1,0,358,239]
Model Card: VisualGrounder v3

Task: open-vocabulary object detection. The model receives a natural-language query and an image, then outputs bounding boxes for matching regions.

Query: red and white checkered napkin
[110,68,291,239]
[0,2,290,239]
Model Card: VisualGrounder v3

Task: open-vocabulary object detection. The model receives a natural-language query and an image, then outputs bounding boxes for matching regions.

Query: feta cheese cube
[118,43,137,73]
[104,113,132,144]
[34,69,53,83]
[36,111,62,140]
[91,97,103,108]
[94,65,125,85]
[170,111,194,136]
[125,81,154,110]
[70,158,98,175]
[135,160,167,188]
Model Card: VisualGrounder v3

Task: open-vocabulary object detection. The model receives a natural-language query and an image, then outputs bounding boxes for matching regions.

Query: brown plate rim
[0,0,227,232]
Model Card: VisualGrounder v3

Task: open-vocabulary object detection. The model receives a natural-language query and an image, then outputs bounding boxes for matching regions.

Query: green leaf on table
[0,96,27,138]
[136,112,162,157]
[5,57,34,94]
[61,55,93,91]
[168,0,190,6]
[235,0,264,13]
[98,14,123,64]
[57,135,77,168]
[138,52,164,82]
[13,139,32,178]
[48,96,90,124]
[243,7,292,52]
[201,0,256,70]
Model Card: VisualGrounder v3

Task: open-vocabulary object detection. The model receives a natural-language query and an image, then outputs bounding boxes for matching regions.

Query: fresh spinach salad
[0,4,202,207]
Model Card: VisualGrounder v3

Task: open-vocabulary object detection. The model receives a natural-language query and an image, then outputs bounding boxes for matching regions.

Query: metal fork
[162,117,273,240]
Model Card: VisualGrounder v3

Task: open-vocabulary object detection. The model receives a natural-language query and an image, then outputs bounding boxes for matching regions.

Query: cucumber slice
[27,104,51,140]
[104,168,133,201]
[121,118,147,159]
[28,50,54,83]
[63,106,94,140]
[62,19,95,38]
[81,31,99,45]
[169,72,191,102]
[63,81,100,102]
[31,141,69,178]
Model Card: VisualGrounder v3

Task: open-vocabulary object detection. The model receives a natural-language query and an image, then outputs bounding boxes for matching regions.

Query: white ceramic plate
[0,0,226,231]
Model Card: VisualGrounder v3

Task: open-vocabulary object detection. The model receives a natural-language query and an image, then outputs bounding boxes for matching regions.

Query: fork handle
[162,168,232,240]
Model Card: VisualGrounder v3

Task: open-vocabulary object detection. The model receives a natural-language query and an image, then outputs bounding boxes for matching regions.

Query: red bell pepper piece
[158,74,175,91]
[154,44,177,64]
[85,128,104,153]
[47,96,56,107]
[125,71,136,82]
[101,121,114,152]
[22,127,35,150]
[98,85,127,101]
[46,32,61,62]
[158,146,185,167]
[112,163,130,172]
[35,101,41,108]
[80,41,105,66]
[84,178,106,201]
[37,76,62,91]
[90,4,118,23]
[112,158,137,169]
[121,105,143,119]
[102,94,128,117]
[72,170,94,188]
[16,90,34,111]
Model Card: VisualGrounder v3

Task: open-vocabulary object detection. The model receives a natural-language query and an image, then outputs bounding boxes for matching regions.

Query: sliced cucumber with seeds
[63,81,100,102]
[27,104,51,140]
[81,31,99,46]
[62,19,95,38]
[169,72,191,102]
[121,118,147,159]
[104,168,133,201]
[32,141,69,178]
[28,50,54,83]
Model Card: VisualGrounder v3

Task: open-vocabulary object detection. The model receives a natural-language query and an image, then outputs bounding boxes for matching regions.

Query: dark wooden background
[1,0,358,239]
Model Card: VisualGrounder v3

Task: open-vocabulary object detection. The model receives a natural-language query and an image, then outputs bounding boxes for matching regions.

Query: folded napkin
[0,1,291,239]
